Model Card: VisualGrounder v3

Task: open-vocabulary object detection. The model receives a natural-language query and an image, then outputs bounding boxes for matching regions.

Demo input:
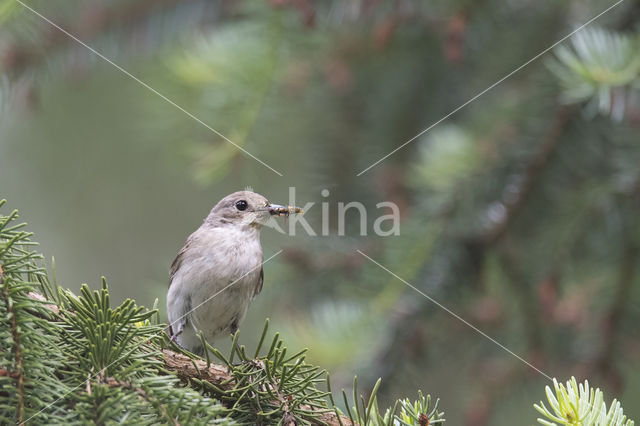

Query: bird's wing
[169,236,193,288]
[253,267,264,297]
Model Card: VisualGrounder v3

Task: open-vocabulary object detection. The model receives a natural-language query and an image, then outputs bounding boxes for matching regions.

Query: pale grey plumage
[167,190,290,354]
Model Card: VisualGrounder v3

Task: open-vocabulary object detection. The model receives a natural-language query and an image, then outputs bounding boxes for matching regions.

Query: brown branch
[162,349,235,392]
[482,105,576,244]
[594,178,640,391]
[367,106,577,401]
[602,244,638,359]
[26,291,59,316]
[254,359,295,424]
[162,349,354,425]
[592,242,638,392]
[497,242,544,357]
[443,0,488,64]
[21,293,351,424]
[617,0,640,31]
[1,264,25,425]
[0,368,21,379]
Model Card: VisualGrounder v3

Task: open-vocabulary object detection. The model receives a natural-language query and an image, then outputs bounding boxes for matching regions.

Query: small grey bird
[167,190,301,353]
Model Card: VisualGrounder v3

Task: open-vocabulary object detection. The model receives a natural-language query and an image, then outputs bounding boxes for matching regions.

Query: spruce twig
[1,264,25,425]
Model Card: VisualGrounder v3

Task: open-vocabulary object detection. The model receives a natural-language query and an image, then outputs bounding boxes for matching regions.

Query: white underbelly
[167,230,263,351]
[190,269,258,338]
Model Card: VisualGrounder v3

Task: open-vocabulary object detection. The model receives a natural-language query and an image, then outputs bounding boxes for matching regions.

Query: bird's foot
[169,321,185,343]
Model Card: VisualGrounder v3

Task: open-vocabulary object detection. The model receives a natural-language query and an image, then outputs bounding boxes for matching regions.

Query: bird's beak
[267,204,303,216]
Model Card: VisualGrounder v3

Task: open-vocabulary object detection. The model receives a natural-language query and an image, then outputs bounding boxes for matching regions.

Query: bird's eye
[235,200,248,211]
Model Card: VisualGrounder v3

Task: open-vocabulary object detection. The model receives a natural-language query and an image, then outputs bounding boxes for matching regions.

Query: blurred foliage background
[1,0,639,424]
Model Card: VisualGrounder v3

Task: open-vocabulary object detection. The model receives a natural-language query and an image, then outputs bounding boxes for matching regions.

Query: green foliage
[0,200,69,424]
[410,124,481,211]
[535,377,634,426]
[548,27,640,120]
[0,0,18,25]
[0,200,228,425]
[337,377,444,426]
[186,320,334,425]
[168,16,285,185]
[0,199,444,424]
[0,195,636,424]
[2,1,640,424]
[61,281,158,375]
[177,320,447,425]
[396,391,445,426]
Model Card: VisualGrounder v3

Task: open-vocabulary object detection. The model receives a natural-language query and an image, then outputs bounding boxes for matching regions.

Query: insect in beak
[267,204,303,217]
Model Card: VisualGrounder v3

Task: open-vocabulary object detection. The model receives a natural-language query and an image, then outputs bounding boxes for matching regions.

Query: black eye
[235,200,248,211]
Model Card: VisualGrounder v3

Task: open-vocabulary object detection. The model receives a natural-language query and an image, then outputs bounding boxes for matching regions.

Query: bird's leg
[169,320,185,343]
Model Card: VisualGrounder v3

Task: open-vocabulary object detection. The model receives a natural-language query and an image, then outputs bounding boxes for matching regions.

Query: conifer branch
[162,348,235,392]
[596,195,640,389]
[162,347,354,425]
[3,0,196,75]
[483,104,576,244]
[0,264,25,425]
[2,196,634,425]
[102,377,180,426]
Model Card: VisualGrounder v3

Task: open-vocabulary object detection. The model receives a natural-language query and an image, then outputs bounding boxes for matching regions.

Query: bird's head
[205,190,301,229]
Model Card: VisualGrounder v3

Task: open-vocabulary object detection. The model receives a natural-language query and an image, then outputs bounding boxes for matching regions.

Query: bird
[166,190,301,354]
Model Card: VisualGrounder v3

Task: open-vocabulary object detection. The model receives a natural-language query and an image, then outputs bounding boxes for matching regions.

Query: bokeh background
[1,0,639,424]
